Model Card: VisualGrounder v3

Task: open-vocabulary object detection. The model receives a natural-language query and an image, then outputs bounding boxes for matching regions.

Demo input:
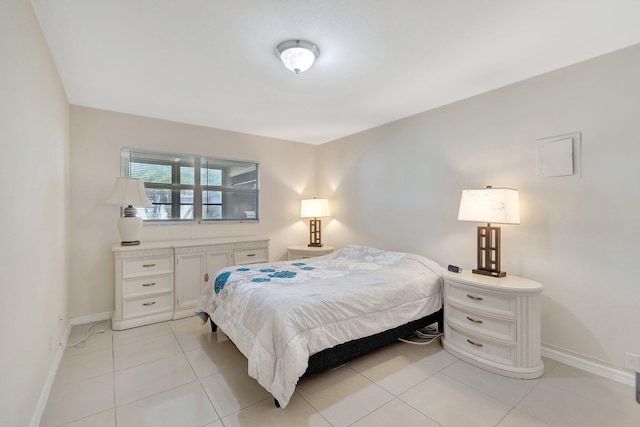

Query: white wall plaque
[536,132,581,179]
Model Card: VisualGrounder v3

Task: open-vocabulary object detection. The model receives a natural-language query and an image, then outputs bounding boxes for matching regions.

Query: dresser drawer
[123,255,174,278]
[446,303,516,342]
[123,274,173,298]
[447,325,515,367]
[446,282,516,317]
[123,292,173,319]
[235,247,268,265]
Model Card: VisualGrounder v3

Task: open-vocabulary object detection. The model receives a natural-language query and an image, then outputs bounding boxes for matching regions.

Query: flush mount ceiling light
[275,40,320,74]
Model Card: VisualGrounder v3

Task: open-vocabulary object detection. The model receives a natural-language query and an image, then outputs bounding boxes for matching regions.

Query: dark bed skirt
[208,306,443,378]
[304,307,444,376]
[209,307,443,407]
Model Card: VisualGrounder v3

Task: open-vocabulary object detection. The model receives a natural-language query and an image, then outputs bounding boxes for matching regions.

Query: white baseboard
[69,311,113,326]
[29,322,72,427]
[542,344,635,387]
[30,311,113,427]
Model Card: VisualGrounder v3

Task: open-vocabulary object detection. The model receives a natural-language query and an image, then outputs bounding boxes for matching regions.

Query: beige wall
[4,2,639,420]
[69,106,318,318]
[318,44,640,369]
[0,0,70,425]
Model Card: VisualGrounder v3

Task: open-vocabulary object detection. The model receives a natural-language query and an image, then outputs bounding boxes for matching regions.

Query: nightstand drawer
[446,282,516,317]
[123,255,173,278]
[123,274,173,298]
[446,303,516,342]
[235,247,268,265]
[123,292,173,319]
[447,325,515,366]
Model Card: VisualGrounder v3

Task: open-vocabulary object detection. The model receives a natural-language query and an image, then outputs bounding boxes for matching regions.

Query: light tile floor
[42,316,640,427]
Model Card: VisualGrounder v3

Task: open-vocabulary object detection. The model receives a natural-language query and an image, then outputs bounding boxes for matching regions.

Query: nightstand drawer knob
[467,339,484,348]
[466,294,483,301]
[466,316,483,324]
[246,253,256,257]
[142,263,156,268]
[142,301,156,306]
[142,282,156,287]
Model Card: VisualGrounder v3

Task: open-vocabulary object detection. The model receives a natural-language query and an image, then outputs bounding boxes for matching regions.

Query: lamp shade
[300,198,329,218]
[105,178,153,208]
[458,187,520,224]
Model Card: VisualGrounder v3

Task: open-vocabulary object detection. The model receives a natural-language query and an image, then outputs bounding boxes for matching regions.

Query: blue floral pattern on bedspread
[213,265,303,294]
[210,246,410,295]
[214,271,231,294]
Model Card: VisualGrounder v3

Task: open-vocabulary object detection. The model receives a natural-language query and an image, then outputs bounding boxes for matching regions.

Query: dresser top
[112,236,269,252]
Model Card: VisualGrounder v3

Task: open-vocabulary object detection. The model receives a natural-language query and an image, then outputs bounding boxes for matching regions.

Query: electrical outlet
[625,352,640,371]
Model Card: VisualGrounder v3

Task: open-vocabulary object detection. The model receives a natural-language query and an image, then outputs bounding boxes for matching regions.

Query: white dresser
[442,270,544,379]
[112,236,269,330]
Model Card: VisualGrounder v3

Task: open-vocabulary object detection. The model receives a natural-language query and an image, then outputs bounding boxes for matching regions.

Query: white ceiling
[32,0,640,144]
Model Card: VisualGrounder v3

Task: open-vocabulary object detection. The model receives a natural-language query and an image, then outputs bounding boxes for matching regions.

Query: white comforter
[196,245,443,408]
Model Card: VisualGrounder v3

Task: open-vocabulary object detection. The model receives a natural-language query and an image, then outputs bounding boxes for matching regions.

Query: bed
[195,245,444,408]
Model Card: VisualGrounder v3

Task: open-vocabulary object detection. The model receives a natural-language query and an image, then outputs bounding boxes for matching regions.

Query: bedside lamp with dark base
[458,186,520,278]
[300,198,329,247]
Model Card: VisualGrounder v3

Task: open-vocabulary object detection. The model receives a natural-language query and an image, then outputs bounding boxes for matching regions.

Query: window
[120,148,259,222]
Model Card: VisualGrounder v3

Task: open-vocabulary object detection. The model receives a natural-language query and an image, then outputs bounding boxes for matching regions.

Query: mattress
[196,245,443,408]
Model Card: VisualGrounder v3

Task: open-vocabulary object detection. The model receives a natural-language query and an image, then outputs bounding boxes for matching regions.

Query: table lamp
[105,178,153,246]
[458,186,520,277]
[300,198,329,247]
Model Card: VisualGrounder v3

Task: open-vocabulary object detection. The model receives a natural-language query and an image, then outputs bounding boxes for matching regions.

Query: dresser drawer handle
[142,282,156,287]
[142,301,156,306]
[466,316,483,324]
[246,253,256,257]
[466,294,483,301]
[467,339,484,348]
[142,263,156,268]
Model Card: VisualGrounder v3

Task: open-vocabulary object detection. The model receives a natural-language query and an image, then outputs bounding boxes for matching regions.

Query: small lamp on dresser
[457,186,520,277]
[300,198,329,247]
[105,178,153,246]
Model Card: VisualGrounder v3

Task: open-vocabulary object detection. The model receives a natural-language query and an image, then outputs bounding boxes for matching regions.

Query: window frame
[120,147,259,223]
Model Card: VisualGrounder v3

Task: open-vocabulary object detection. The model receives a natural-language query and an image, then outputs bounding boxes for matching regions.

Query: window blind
[120,148,259,222]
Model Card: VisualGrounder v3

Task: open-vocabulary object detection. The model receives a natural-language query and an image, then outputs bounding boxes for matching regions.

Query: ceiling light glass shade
[276,40,320,74]
[300,198,329,218]
[458,187,520,224]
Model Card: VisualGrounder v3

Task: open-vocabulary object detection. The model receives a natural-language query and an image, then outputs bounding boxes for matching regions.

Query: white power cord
[65,319,110,347]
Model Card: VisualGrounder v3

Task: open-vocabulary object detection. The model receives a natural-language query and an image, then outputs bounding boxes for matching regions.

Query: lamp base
[308,218,323,247]
[475,224,507,278]
[472,268,506,278]
[117,216,144,246]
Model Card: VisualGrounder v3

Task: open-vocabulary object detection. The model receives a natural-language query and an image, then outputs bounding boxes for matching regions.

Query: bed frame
[209,306,444,407]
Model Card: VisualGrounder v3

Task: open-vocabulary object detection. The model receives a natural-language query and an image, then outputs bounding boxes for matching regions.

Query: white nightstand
[287,245,334,260]
[441,270,544,379]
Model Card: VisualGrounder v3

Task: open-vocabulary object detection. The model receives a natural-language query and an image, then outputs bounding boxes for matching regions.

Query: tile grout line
[113,323,197,407]
[504,359,565,426]
[170,318,225,425]
[294,389,334,426]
